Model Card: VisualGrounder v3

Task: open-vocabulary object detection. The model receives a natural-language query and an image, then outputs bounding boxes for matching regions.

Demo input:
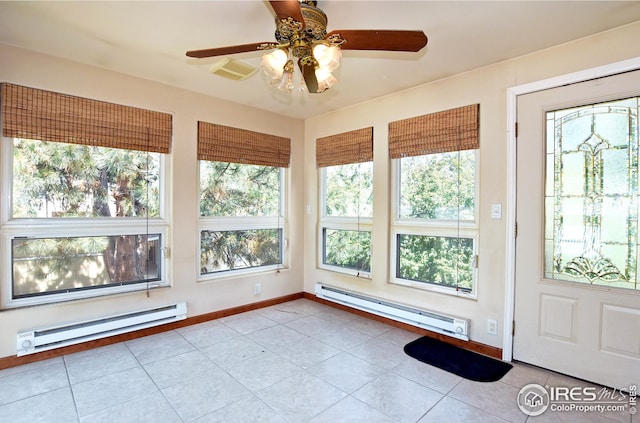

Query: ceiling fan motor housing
[300,1,328,40]
[274,1,328,58]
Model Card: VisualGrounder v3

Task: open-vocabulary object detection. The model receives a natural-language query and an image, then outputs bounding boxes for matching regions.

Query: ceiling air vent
[209,58,257,81]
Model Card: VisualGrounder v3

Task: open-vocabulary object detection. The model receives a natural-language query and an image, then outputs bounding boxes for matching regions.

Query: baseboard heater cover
[16,302,187,356]
[315,283,469,341]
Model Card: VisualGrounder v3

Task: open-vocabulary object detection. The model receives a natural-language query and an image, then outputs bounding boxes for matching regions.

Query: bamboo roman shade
[1,83,172,153]
[388,104,479,159]
[316,126,373,167]
[197,121,291,168]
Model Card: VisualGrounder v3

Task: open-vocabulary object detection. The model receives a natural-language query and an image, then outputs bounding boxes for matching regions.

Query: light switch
[491,204,502,219]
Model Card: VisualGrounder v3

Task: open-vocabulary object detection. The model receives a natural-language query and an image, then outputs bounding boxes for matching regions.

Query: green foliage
[200,229,280,273]
[13,139,159,218]
[393,152,476,290]
[322,163,372,273]
[13,236,108,260]
[400,151,475,220]
[321,153,476,289]
[325,162,373,217]
[324,229,371,272]
[200,162,280,217]
[10,139,160,296]
[199,162,282,273]
[398,234,474,290]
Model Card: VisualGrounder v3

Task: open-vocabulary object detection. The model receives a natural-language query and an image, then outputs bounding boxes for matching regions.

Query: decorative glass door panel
[544,97,639,291]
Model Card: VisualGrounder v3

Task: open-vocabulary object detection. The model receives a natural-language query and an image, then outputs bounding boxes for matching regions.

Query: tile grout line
[61,354,81,422]
[127,334,188,423]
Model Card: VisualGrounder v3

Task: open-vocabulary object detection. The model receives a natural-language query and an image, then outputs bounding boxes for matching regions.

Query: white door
[514,70,640,389]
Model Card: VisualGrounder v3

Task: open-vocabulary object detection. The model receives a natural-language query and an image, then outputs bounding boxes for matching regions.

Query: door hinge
[515,122,518,138]
[512,320,516,336]
[514,222,518,238]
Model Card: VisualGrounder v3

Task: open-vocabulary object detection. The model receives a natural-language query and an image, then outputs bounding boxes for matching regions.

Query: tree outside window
[7,139,165,302]
[393,150,478,294]
[320,162,372,274]
[198,161,284,275]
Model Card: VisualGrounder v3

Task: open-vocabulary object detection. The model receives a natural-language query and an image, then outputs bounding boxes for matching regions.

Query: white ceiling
[1,1,640,119]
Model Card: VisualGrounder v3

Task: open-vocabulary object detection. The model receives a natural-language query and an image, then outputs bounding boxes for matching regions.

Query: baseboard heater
[315,283,469,341]
[16,302,187,356]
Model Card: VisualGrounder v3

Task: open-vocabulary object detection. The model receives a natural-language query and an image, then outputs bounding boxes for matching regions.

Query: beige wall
[1,20,639,358]
[303,21,640,348]
[0,43,305,358]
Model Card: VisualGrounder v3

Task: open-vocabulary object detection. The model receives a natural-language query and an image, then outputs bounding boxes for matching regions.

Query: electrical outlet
[487,319,498,335]
[254,283,262,295]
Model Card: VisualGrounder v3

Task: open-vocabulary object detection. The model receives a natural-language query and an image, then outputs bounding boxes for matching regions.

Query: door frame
[503,56,640,361]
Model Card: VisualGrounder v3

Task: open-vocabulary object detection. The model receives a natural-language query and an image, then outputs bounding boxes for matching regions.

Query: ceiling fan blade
[327,30,428,52]
[298,59,319,94]
[186,42,273,58]
[269,0,305,27]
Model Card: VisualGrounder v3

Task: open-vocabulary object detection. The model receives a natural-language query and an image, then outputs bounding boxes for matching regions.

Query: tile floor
[0,299,635,423]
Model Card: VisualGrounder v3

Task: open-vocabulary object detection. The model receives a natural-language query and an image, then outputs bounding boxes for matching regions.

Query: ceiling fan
[186,0,428,93]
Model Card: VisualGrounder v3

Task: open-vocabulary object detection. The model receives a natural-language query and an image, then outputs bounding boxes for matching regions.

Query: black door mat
[404,336,512,382]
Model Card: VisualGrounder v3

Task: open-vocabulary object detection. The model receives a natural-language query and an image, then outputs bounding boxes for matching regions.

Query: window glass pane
[200,161,280,217]
[323,229,371,272]
[200,229,282,274]
[544,97,640,290]
[399,151,475,220]
[12,139,159,218]
[325,162,373,217]
[12,234,161,298]
[397,234,474,291]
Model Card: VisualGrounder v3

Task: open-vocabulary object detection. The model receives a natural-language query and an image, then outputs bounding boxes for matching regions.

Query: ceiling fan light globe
[261,48,289,79]
[315,68,337,92]
[312,44,341,72]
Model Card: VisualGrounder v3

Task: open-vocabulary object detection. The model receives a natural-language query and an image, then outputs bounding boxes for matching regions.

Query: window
[199,162,284,275]
[197,122,290,278]
[544,96,640,290]
[389,105,479,296]
[1,83,172,308]
[317,127,373,276]
[12,234,162,298]
[395,151,477,292]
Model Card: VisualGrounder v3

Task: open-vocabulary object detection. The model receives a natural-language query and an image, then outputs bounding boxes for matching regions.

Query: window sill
[198,265,287,283]
[390,278,477,300]
[1,282,171,311]
[318,264,372,279]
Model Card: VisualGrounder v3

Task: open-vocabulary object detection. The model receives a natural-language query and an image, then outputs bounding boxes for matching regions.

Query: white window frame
[0,137,172,309]
[317,165,373,278]
[197,165,288,281]
[389,151,480,298]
